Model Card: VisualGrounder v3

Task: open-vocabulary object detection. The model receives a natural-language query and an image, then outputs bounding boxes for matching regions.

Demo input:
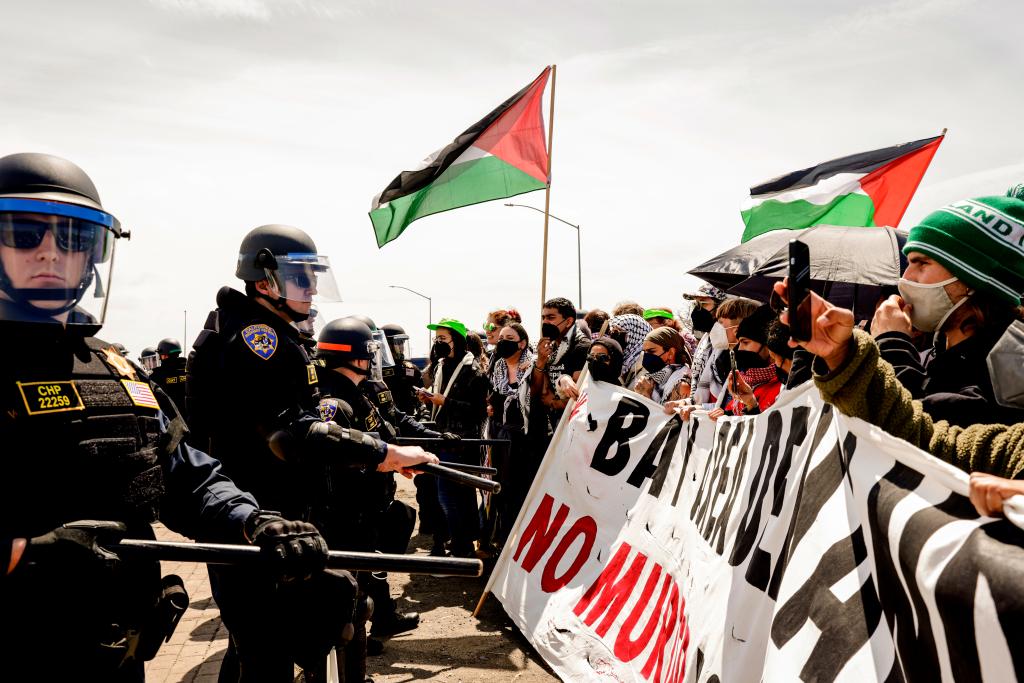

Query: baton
[114,539,482,577]
[412,462,501,494]
[396,437,511,447]
[438,462,497,476]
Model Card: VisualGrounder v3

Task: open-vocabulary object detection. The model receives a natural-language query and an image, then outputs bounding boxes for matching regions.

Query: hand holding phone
[788,239,812,342]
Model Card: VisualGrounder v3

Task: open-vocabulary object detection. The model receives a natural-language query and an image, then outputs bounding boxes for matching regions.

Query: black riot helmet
[0,153,125,325]
[139,346,160,372]
[235,224,341,323]
[382,323,410,361]
[347,314,395,368]
[381,323,406,338]
[316,317,382,382]
[157,337,183,360]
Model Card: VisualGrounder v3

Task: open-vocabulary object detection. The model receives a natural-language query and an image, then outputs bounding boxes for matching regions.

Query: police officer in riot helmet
[149,337,187,411]
[381,323,424,415]
[186,224,438,681]
[138,346,160,372]
[316,318,454,647]
[0,152,327,681]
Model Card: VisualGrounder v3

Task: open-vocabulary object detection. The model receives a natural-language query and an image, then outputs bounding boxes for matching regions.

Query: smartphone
[788,239,812,342]
[728,348,740,389]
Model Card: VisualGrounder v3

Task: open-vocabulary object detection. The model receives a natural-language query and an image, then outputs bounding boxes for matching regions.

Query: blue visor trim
[0,197,119,231]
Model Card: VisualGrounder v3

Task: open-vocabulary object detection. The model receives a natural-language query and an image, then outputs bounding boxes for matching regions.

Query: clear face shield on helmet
[388,334,411,362]
[372,329,395,368]
[262,253,341,306]
[140,353,160,372]
[365,338,384,383]
[0,198,119,325]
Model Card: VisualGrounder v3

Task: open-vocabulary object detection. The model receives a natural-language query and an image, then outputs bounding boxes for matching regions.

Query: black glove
[441,432,461,441]
[24,520,127,572]
[247,512,328,583]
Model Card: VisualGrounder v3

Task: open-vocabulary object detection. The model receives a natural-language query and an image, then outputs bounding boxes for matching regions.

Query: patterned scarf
[491,348,534,397]
[609,314,652,379]
[730,365,779,415]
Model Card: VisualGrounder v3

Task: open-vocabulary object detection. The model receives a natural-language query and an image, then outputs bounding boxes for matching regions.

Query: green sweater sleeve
[813,329,1024,479]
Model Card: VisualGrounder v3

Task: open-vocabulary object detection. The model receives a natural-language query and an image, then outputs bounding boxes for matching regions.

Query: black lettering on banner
[770,526,882,681]
[690,421,735,529]
[730,411,782,567]
[671,417,702,508]
[866,461,941,679]
[934,514,1024,680]
[764,406,837,601]
[707,420,756,555]
[742,406,812,590]
[590,396,650,477]
[627,416,683,496]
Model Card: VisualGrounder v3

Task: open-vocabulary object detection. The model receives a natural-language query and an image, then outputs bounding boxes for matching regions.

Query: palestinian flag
[740,133,945,242]
[369,67,551,247]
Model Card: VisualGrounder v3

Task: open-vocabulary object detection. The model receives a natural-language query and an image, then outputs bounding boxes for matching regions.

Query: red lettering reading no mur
[513,494,690,683]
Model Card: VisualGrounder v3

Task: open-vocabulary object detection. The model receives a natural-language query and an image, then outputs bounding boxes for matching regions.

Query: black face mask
[587,357,618,383]
[641,351,667,374]
[432,340,451,358]
[541,322,562,340]
[495,339,520,359]
[690,306,715,334]
[734,349,769,371]
[775,366,789,386]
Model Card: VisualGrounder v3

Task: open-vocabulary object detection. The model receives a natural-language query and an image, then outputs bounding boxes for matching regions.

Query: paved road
[145,476,556,682]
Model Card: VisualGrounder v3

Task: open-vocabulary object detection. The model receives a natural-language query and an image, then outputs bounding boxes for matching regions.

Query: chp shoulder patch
[318,398,338,423]
[122,380,161,410]
[242,324,278,360]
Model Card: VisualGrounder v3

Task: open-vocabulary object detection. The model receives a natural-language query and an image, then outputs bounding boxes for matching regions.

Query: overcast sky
[5,0,1023,356]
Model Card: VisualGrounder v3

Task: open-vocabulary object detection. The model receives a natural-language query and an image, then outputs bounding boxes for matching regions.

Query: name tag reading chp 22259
[16,381,85,415]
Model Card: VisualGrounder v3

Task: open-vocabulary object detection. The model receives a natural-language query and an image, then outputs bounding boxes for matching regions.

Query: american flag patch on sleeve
[121,380,161,410]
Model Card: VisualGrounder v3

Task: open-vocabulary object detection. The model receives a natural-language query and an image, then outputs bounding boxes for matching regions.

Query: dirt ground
[149,475,557,682]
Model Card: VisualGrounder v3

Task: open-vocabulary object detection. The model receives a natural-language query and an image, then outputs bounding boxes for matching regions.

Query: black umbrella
[689,225,908,320]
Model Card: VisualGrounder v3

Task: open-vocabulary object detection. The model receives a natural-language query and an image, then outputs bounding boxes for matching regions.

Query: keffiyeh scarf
[609,314,652,378]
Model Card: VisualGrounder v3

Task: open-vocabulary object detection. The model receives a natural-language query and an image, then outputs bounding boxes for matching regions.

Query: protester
[612,301,644,317]
[643,307,681,331]
[765,316,799,389]
[606,313,651,386]
[634,327,691,404]
[692,297,759,407]
[483,313,520,350]
[869,192,1024,427]
[418,318,488,557]
[530,297,591,450]
[486,322,533,548]
[707,303,782,419]
[586,337,624,386]
[584,309,610,338]
[683,283,727,339]
[467,330,489,374]
[761,282,1024,518]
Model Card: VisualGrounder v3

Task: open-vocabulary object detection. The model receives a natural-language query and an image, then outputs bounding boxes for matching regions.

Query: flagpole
[540,64,557,310]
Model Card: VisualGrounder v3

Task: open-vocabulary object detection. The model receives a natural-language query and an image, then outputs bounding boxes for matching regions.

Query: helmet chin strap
[256,290,310,323]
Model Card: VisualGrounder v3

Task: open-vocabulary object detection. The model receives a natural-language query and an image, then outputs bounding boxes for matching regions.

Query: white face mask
[897,276,967,333]
[709,322,729,350]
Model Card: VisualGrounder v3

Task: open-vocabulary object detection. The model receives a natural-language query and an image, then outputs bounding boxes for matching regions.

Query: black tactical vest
[0,333,174,539]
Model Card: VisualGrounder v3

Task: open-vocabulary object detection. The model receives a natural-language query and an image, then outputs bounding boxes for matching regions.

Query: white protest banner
[483,378,1024,682]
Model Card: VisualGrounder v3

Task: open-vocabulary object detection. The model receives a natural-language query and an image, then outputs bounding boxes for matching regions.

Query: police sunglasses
[0,214,104,252]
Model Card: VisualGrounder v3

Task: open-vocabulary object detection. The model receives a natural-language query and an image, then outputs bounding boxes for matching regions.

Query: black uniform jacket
[187,287,384,521]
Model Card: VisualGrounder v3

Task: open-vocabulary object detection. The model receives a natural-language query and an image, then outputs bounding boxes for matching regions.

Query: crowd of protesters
[392,183,1024,558]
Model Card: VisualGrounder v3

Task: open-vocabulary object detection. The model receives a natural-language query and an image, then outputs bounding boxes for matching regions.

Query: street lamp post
[388,285,433,354]
[504,203,582,309]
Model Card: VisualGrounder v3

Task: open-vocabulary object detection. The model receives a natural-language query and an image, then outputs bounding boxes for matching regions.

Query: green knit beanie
[903,192,1024,306]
